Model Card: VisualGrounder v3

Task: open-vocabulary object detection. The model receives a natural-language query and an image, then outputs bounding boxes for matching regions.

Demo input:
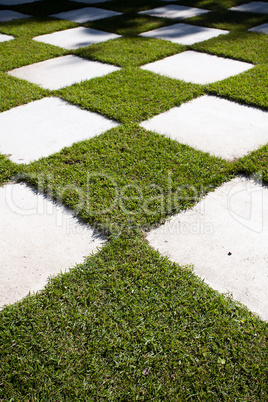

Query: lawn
[0,0,267,400]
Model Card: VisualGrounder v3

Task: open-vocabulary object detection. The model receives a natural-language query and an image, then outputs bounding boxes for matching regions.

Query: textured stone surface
[8,55,120,90]
[0,183,106,308]
[147,177,268,321]
[33,26,120,50]
[141,51,253,84]
[0,10,31,22]
[51,7,121,23]
[230,2,268,14]
[0,33,14,43]
[249,23,268,33]
[139,5,209,20]
[140,23,229,45]
[0,97,119,164]
[140,95,268,160]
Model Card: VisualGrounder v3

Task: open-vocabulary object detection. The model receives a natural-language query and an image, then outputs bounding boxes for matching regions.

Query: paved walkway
[0,0,267,320]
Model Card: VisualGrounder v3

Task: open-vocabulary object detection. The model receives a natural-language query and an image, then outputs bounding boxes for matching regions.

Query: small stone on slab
[249,22,268,34]
[0,97,119,164]
[0,33,14,43]
[147,177,268,321]
[33,26,120,50]
[141,51,253,84]
[230,2,268,14]
[50,7,122,23]
[0,183,106,308]
[8,55,120,90]
[0,10,31,22]
[140,23,229,45]
[140,95,268,161]
[139,5,210,20]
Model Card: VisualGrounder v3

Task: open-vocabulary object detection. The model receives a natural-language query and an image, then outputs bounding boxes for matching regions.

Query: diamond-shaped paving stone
[0,10,31,22]
[0,33,14,43]
[139,5,210,20]
[230,2,268,14]
[51,7,122,23]
[0,183,106,308]
[140,23,229,45]
[147,177,268,321]
[140,95,268,160]
[33,26,120,50]
[8,55,120,90]
[0,97,119,164]
[141,51,253,84]
[249,23,268,33]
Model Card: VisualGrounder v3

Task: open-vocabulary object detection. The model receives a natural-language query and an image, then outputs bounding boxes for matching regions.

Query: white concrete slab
[230,2,268,14]
[0,0,40,4]
[140,95,268,161]
[50,7,122,23]
[0,183,106,308]
[139,5,210,20]
[0,10,31,22]
[8,55,120,90]
[249,22,268,34]
[140,23,229,45]
[0,33,14,43]
[0,97,119,164]
[141,51,254,84]
[33,26,120,50]
[147,177,268,321]
[70,0,112,3]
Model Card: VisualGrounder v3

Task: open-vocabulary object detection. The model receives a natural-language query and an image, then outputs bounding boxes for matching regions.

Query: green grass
[0,17,77,38]
[207,65,268,109]
[87,13,171,36]
[0,154,20,184]
[22,124,232,234]
[0,72,46,112]
[0,38,66,71]
[56,68,203,123]
[193,31,268,64]
[0,0,268,400]
[74,37,185,67]
[235,144,268,184]
[1,237,267,400]
[188,10,268,32]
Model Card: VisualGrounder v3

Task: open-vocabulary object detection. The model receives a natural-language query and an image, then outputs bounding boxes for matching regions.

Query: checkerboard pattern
[0,0,268,318]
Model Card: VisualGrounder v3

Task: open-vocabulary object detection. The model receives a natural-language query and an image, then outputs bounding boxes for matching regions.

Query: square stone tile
[141,51,254,84]
[8,55,120,90]
[0,33,14,43]
[230,2,268,14]
[50,7,122,23]
[33,26,120,50]
[0,97,119,164]
[0,10,31,22]
[139,5,210,20]
[249,22,268,33]
[0,183,106,308]
[146,177,268,321]
[70,0,112,3]
[140,95,268,160]
[140,23,229,45]
[0,0,40,4]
